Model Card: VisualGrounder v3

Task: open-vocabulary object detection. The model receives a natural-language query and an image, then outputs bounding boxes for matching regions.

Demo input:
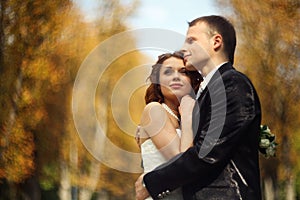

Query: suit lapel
[197,63,233,105]
[193,63,234,139]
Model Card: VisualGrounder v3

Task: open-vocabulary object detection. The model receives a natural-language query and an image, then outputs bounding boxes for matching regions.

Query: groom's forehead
[187,22,209,36]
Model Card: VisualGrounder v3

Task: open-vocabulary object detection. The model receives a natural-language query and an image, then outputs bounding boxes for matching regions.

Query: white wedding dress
[141,129,183,200]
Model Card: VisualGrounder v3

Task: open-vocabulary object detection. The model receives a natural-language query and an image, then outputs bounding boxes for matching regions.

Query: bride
[136,51,201,199]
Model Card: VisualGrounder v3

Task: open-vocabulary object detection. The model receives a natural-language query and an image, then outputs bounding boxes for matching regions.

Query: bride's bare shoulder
[140,102,166,125]
[144,102,162,110]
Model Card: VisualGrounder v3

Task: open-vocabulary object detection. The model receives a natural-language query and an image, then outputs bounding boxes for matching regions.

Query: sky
[75,0,222,59]
[126,0,220,33]
[76,0,221,33]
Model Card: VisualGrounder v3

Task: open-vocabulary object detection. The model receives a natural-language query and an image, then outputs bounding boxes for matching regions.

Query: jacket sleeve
[143,69,261,199]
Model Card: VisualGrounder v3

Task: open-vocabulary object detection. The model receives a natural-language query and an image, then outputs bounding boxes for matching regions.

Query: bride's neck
[163,100,179,115]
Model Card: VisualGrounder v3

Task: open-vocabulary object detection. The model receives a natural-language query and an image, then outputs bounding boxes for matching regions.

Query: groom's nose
[181,39,189,52]
[179,49,188,62]
[180,44,187,53]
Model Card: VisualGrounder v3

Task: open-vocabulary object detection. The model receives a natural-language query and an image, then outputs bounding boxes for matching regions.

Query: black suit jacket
[143,63,262,200]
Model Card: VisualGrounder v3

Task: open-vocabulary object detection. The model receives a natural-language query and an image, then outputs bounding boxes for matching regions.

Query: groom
[135,15,262,200]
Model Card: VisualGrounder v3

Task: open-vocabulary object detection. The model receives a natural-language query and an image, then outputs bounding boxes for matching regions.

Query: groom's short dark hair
[189,15,236,64]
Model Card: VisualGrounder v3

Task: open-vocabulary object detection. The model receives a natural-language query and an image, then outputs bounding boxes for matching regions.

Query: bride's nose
[172,71,181,81]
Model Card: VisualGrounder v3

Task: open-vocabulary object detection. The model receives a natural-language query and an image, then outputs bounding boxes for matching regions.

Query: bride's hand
[135,174,150,200]
[179,95,195,116]
[179,95,195,150]
[135,126,141,148]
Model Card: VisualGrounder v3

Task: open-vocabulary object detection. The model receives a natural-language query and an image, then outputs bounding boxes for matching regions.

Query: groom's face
[182,22,212,72]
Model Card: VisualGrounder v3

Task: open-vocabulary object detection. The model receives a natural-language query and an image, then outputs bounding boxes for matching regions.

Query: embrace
[135,15,262,200]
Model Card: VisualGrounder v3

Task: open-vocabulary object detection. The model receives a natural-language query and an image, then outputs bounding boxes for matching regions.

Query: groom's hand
[135,174,150,200]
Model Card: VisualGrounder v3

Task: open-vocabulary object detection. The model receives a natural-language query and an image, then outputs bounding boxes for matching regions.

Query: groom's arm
[143,70,261,199]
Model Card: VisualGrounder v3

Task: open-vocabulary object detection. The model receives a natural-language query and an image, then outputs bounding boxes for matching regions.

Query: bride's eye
[179,68,188,74]
[163,68,173,75]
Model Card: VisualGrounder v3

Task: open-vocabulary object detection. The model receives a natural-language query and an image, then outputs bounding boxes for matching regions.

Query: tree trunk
[0,0,5,72]
[281,132,295,200]
[79,125,103,200]
[4,71,22,142]
[286,177,295,200]
[20,176,41,200]
[77,80,110,200]
[59,162,71,200]
[264,177,274,200]
[8,182,18,200]
[96,190,109,200]
[79,162,100,200]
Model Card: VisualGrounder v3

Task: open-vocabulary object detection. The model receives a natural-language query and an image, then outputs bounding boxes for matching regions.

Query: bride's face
[159,57,192,101]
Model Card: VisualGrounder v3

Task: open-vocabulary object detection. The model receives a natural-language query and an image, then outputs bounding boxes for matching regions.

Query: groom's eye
[186,37,194,44]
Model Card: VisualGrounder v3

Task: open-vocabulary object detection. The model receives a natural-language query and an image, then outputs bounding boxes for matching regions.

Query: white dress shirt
[196,62,228,99]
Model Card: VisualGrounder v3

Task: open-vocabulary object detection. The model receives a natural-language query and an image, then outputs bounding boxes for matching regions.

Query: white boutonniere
[259,125,278,158]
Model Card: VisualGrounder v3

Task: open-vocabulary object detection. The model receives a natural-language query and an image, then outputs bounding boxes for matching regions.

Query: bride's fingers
[180,95,195,110]
[135,126,141,147]
[135,174,149,200]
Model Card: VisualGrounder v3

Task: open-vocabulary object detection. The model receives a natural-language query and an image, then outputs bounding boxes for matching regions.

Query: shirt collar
[201,62,228,89]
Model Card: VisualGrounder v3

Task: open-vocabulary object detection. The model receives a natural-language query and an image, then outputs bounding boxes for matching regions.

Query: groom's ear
[212,34,222,51]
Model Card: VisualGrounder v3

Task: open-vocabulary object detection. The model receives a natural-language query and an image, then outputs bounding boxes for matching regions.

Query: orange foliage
[1,120,35,182]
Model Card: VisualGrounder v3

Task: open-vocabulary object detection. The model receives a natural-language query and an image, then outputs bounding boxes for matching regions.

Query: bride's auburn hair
[145,51,202,104]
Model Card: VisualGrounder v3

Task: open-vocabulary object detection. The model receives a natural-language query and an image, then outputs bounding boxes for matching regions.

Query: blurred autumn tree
[217,0,300,199]
[0,0,146,199]
[0,0,73,198]
[77,1,148,199]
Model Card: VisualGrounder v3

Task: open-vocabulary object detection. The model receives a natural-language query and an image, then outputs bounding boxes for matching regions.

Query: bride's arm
[179,95,195,151]
[139,102,181,160]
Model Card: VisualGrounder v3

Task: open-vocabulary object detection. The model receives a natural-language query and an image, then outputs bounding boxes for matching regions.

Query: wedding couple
[135,15,262,200]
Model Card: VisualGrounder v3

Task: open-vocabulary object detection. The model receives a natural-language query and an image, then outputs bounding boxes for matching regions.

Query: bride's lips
[170,83,183,89]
